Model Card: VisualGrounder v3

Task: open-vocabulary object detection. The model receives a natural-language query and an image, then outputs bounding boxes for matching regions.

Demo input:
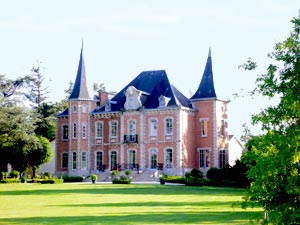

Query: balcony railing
[124,134,138,143]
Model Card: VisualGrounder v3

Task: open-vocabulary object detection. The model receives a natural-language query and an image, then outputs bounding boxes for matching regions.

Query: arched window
[96,151,104,171]
[149,149,158,169]
[110,150,117,170]
[165,148,173,168]
[128,150,136,169]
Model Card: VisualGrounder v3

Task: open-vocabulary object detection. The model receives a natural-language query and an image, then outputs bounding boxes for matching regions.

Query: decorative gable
[124,86,142,110]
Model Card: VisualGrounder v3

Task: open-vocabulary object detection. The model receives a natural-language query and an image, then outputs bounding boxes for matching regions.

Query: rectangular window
[150,119,158,136]
[110,121,117,137]
[82,123,86,139]
[219,149,226,168]
[81,152,87,170]
[96,151,103,171]
[96,122,103,138]
[165,118,173,135]
[200,119,208,137]
[165,148,173,168]
[73,105,77,112]
[221,120,225,136]
[73,123,77,139]
[72,152,77,170]
[199,149,210,168]
[62,125,68,140]
[82,105,86,113]
[62,153,68,168]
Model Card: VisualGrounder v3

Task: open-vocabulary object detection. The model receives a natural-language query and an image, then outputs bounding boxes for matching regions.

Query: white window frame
[149,118,158,136]
[72,152,77,170]
[62,125,68,140]
[165,117,173,135]
[219,149,226,168]
[81,152,87,170]
[164,148,173,169]
[61,152,68,169]
[95,121,103,139]
[128,119,136,135]
[110,150,118,170]
[200,118,208,137]
[128,150,136,168]
[110,120,118,138]
[82,123,86,139]
[73,123,77,139]
[82,105,87,113]
[198,148,210,168]
[95,151,104,170]
[73,105,77,113]
[149,148,158,169]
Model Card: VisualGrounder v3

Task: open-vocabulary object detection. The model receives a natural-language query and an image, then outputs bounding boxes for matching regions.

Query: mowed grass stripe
[0,184,262,224]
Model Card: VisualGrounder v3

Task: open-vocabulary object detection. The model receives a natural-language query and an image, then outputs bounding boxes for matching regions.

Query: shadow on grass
[0,185,245,197]
[54,201,233,208]
[0,211,262,225]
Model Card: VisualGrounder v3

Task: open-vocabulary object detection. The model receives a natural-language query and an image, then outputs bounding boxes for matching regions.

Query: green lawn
[0,183,262,225]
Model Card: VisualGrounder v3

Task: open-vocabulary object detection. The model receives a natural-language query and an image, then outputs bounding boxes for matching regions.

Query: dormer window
[105,99,111,112]
[124,86,143,110]
[158,95,170,108]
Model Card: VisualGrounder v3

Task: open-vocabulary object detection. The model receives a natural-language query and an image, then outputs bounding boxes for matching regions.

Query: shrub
[62,176,83,183]
[190,168,204,178]
[207,167,222,182]
[10,170,20,179]
[42,172,52,180]
[124,169,131,177]
[1,172,9,180]
[0,178,21,183]
[91,174,98,183]
[112,175,131,184]
[185,169,204,186]
[165,175,185,184]
[111,170,118,178]
[41,178,63,184]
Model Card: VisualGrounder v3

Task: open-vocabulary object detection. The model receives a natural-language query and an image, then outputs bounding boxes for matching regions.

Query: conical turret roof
[191,48,217,100]
[69,44,90,100]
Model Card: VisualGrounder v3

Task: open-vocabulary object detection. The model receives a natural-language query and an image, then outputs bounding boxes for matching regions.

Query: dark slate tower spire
[69,43,90,100]
[191,48,217,100]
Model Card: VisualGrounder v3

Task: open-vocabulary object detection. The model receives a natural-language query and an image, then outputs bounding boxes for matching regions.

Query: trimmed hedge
[62,176,83,183]
[165,176,185,184]
[41,178,64,184]
[112,176,131,184]
[0,178,21,183]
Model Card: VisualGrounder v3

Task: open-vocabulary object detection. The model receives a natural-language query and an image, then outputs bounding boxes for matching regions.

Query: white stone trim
[213,101,218,168]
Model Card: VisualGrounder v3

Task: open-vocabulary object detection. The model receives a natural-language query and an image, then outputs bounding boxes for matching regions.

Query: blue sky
[1,0,299,139]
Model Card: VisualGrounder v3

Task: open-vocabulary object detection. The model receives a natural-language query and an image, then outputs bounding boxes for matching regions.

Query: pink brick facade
[55,48,229,176]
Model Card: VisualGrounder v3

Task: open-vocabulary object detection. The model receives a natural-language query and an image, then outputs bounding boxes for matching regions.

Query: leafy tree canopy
[242,14,300,224]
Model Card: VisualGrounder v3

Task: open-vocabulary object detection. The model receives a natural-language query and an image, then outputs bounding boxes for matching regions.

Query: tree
[0,105,38,172]
[241,14,300,224]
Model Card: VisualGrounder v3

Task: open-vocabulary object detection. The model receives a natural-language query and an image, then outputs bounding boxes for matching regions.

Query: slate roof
[92,70,192,113]
[191,48,217,100]
[56,107,68,117]
[69,45,90,100]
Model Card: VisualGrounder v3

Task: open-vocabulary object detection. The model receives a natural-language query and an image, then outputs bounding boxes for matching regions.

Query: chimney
[98,90,109,106]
